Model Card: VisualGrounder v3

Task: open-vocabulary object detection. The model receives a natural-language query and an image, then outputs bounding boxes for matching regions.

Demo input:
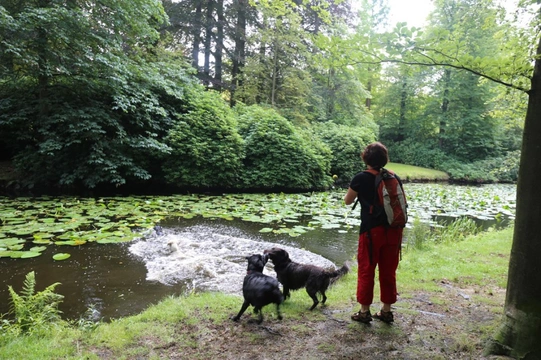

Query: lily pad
[32,239,53,245]
[259,227,274,233]
[53,253,71,261]
[21,251,42,258]
[29,246,47,252]
[0,250,15,258]
[55,240,86,246]
[0,238,26,246]
[96,237,129,244]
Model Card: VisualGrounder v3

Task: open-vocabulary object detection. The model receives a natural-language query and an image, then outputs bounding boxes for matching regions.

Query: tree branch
[349,56,530,93]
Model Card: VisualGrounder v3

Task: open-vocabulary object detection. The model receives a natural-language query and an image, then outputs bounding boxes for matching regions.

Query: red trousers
[357,226,402,306]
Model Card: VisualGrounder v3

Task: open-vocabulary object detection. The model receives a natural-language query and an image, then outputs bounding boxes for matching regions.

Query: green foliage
[440,159,496,183]
[6,271,64,335]
[311,122,376,185]
[0,0,192,190]
[235,105,333,190]
[433,216,481,243]
[387,140,450,169]
[406,216,480,251]
[162,90,245,188]
[440,150,519,183]
[406,218,432,250]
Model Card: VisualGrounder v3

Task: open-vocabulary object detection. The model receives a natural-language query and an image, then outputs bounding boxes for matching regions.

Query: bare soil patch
[90,280,513,359]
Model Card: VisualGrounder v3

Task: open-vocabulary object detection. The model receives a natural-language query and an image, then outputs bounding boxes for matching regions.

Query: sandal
[351,310,372,323]
[373,309,394,324]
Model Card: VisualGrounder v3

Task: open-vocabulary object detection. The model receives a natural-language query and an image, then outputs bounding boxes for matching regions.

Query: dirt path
[105,281,512,360]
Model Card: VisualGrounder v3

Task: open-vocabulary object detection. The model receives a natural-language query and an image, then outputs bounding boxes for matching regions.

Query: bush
[440,151,519,183]
[162,90,244,189]
[386,140,449,169]
[311,123,377,185]
[1,59,193,191]
[235,105,333,191]
[387,140,519,183]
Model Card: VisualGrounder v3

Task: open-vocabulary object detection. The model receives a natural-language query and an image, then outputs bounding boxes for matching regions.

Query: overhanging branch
[346,50,531,93]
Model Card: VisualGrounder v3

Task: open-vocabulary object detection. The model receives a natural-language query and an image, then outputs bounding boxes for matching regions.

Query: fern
[7,271,64,334]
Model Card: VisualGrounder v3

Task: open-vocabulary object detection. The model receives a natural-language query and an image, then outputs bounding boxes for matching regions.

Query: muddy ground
[90,280,513,360]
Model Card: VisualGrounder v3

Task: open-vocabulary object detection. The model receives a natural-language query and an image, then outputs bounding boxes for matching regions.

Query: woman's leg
[378,227,402,305]
[357,232,376,306]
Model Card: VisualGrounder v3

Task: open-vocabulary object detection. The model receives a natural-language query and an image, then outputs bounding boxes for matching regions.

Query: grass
[386,162,450,182]
[0,226,513,359]
[399,226,511,293]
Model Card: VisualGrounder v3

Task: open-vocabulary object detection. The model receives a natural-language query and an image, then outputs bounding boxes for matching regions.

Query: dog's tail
[329,261,350,284]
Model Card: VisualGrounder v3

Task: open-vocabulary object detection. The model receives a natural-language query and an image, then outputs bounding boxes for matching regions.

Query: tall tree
[490,32,541,358]
[354,0,389,110]
[425,0,502,159]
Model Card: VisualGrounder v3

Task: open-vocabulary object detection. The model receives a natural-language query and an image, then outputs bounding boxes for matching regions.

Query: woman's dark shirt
[349,170,391,234]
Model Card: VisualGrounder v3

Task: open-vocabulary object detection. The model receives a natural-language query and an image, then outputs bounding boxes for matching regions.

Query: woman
[344,142,404,324]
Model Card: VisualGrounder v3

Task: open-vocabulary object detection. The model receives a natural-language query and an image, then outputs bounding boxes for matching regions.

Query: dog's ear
[262,253,269,264]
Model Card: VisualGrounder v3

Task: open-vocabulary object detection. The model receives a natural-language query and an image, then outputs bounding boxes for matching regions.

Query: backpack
[356,168,408,228]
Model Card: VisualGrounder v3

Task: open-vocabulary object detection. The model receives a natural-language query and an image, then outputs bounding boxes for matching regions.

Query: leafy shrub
[440,151,519,183]
[2,58,194,191]
[235,105,333,190]
[386,140,449,169]
[0,1,177,192]
[484,150,520,183]
[6,271,64,335]
[388,140,519,183]
[440,159,497,183]
[162,90,244,188]
[311,122,376,185]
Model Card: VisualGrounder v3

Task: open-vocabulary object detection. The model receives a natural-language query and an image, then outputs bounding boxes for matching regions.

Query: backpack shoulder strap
[364,169,380,176]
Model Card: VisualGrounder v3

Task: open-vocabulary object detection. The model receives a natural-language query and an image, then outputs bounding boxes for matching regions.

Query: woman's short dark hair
[361,142,389,170]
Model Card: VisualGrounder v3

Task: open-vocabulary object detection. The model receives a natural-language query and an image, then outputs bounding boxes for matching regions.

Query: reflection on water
[0,242,185,321]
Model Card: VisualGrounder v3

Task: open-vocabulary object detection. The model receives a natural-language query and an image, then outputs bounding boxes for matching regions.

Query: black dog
[232,254,284,324]
[264,247,349,310]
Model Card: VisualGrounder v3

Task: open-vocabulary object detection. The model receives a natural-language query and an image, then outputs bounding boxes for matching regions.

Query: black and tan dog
[264,247,349,310]
[232,254,284,324]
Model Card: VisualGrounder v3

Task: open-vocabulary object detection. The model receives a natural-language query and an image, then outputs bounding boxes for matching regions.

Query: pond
[0,183,516,321]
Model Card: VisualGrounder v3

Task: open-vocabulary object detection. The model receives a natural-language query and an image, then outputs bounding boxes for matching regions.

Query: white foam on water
[129,225,337,296]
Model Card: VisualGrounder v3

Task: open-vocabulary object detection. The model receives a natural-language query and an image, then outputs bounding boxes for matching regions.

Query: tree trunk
[365,79,372,110]
[256,15,267,104]
[203,0,213,86]
[439,69,451,149]
[230,0,247,106]
[327,67,335,117]
[486,35,541,360]
[37,0,51,119]
[191,2,203,70]
[271,41,279,106]
[214,0,224,91]
[397,79,407,142]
